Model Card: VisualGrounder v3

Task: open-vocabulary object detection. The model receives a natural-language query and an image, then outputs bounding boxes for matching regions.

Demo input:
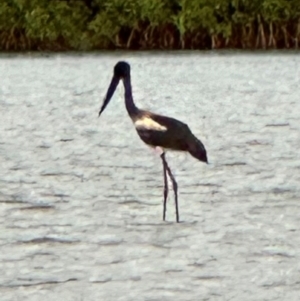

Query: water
[0,51,300,300]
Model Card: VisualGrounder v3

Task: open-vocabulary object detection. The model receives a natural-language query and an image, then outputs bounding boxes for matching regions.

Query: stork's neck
[122,76,139,117]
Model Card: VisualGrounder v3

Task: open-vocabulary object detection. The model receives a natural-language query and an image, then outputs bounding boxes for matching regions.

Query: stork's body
[99,61,208,223]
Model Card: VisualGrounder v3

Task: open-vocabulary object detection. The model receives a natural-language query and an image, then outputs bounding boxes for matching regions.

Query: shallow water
[1,51,300,300]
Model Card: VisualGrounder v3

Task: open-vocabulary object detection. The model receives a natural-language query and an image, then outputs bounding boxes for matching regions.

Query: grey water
[0,51,300,300]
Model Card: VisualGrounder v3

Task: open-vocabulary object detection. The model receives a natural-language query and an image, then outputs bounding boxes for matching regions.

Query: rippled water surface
[1,51,300,300]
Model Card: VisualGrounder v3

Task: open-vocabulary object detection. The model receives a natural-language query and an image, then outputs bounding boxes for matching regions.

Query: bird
[98,61,208,223]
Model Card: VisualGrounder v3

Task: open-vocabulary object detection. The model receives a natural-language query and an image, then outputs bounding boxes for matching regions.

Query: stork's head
[98,61,131,117]
[114,61,130,79]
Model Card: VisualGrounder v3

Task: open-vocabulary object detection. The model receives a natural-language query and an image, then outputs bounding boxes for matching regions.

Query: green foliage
[0,0,300,50]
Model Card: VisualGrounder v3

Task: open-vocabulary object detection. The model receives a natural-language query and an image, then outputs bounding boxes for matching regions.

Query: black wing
[135,112,192,151]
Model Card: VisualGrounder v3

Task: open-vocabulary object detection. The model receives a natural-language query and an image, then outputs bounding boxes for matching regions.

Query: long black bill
[98,76,120,117]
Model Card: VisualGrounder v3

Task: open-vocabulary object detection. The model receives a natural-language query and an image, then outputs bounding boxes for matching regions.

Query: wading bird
[99,61,208,223]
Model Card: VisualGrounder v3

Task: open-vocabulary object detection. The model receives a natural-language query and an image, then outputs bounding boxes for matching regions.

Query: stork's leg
[161,153,179,223]
[160,153,169,221]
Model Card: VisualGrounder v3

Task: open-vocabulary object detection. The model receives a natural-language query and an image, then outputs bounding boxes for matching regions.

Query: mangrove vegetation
[1,0,300,51]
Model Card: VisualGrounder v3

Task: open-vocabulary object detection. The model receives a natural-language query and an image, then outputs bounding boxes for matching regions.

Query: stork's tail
[187,134,208,164]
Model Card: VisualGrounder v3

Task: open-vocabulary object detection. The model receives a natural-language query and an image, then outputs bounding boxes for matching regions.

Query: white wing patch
[134,117,167,131]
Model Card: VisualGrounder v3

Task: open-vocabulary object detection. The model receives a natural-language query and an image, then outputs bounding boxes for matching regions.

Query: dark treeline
[1,0,300,51]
